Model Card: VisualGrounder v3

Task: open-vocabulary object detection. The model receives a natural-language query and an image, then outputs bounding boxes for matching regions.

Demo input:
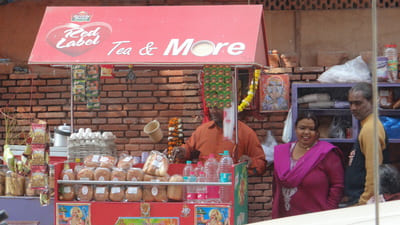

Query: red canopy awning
[29,5,268,67]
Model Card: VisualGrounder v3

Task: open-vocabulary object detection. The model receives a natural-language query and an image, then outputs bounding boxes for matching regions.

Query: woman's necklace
[296,141,317,151]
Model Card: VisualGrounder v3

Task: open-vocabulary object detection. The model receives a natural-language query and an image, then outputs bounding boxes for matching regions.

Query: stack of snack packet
[26,120,51,205]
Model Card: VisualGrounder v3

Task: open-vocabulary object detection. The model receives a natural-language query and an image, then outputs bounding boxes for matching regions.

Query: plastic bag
[380,116,400,139]
[261,130,278,166]
[282,107,293,143]
[318,56,371,83]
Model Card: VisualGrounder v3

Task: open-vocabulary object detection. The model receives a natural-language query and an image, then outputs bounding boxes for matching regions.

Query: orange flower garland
[167,117,184,162]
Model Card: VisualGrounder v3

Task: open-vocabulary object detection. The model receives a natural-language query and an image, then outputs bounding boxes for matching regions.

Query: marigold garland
[238,69,261,112]
[167,117,184,162]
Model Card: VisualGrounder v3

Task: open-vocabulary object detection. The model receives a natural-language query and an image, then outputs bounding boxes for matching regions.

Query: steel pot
[54,123,71,147]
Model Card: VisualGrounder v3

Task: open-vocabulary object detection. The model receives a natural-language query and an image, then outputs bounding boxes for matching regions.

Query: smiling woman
[272,112,345,218]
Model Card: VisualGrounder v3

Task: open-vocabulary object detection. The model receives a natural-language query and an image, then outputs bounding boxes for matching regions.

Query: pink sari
[274,141,338,188]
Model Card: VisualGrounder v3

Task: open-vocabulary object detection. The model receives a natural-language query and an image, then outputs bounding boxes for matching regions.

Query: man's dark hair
[349,82,372,101]
[379,164,400,194]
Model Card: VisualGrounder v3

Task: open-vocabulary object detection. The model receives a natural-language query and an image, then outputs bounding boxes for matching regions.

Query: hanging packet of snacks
[72,65,87,102]
[167,117,184,162]
[86,65,101,109]
[30,165,48,189]
[100,64,115,79]
[203,65,232,108]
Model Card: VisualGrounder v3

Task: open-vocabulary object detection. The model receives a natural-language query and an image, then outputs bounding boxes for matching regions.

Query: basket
[143,120,163,143]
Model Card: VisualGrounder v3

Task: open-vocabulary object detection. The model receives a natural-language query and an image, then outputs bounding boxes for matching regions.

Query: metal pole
[70,65,74,133]
[371,1,380,225]
[233,67,238,145]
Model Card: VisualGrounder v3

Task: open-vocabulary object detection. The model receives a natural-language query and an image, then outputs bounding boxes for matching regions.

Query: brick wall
[0,64,326,223]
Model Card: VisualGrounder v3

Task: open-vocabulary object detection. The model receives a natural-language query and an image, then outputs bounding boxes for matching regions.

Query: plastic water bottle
[219,150,233,203]
[183,161,193,201]
[196,171,207,203]
[384,44,398,82]
[194,161,204,177]
[204,154,221,203]
[186,171,197,203]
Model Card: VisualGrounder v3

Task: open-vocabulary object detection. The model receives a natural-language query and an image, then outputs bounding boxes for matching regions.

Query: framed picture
[259,74,290,112]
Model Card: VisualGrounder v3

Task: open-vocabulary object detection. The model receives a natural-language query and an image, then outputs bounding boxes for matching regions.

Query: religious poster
[56,203,91,225]
[195,205,231,225]
[260,74,290,112]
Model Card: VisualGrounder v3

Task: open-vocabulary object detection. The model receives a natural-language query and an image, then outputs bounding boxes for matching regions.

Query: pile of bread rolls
[59,151,185,202]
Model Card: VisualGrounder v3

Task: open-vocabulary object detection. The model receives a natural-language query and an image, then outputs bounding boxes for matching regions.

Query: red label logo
[46,22,112,57]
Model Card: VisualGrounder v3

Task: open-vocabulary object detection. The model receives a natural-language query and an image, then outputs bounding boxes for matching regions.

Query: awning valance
[29,5,269,67]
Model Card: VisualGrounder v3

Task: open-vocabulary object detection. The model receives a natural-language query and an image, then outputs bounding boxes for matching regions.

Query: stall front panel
[29,5,268,66]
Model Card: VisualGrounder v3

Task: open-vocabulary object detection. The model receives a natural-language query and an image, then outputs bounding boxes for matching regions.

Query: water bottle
[183,160,193,201]
[219,150,233,203]
[194,161,204,177]
[186,171,197,203]
[196,171,207,203]
[384,44,398,82]
[204,154,221,203]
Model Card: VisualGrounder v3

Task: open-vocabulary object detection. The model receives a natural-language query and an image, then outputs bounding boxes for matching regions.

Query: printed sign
[29,5,268,66]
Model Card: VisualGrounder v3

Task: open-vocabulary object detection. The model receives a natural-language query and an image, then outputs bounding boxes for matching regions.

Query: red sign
[29,5,268,66]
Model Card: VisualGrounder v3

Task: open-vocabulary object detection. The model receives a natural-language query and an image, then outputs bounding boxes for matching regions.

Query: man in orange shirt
[173,107,267,176]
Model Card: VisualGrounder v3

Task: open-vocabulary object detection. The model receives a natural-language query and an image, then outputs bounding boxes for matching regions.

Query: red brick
[135,77,152,84]
[47,80,62,85]
[155,104,168,110]
[123,104,138,110]
[39,86,67,92]
[108,91,123,97]
[102,84,128,91]
[129,97,157,104]
[74,112,97,118]
[9,86,37,93]
[159,110,184,117]
[101,98,128,104]
[139,104,153,110]
[46,93,61,98]
[98,111,127,118]
[92,118,107,124]
[8,100,37,106]
[123,92,138,97]
[130,84,158,91]
[248,203,263,210]
[159,70,184,76]
[48,106,62,111]
[254,183,269,190]
[76,119,91,124]
[9,74,38,80]
[38,112,66,118]
[152,77,167,84]
[2,80,16,86]
[1,94,16,99]
[39,99,68,105]
[32,80,46,86]
[137,91,152,97]
[183,75,197,82]
[139,144,156,151]
[125,144,140,151]
[153,91,167,97]
[129,111,158,117]
[301,74,318,81]
[32,106,47,112]
[169,77,184,83]
[0,62,15,74]
[99,124,128,131]
[108,105,123,111]
[108,118,122,124]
